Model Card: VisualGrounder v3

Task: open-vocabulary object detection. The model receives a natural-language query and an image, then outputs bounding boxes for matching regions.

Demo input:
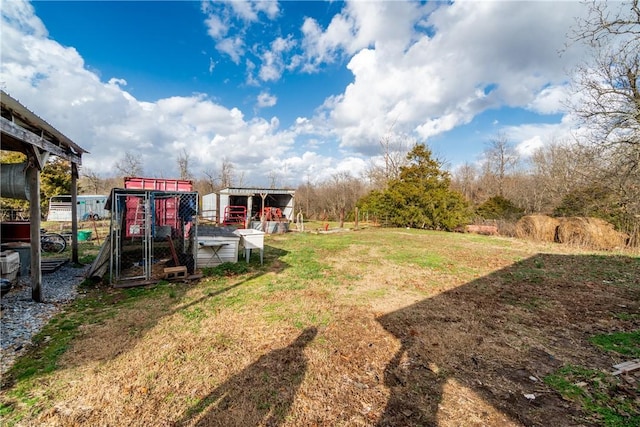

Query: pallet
[41,258,69,274]
[612,359,640,375]
[163,266,187,280]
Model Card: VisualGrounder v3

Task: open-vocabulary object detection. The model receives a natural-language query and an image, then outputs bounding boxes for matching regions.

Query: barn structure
[0,90,88,302]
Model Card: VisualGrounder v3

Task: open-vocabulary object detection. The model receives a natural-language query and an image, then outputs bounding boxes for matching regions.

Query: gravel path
[1,262,89,376]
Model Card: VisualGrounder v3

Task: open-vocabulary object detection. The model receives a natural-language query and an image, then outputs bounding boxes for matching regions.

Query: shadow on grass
[0,245,290,390]
[176,327,318,427]
[376,253,640,426]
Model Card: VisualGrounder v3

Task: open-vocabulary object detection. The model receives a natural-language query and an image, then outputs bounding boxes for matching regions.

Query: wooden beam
[71,163,79,264]
[1,117,82,165]
[27,164,43,302]
[26,146,50,171]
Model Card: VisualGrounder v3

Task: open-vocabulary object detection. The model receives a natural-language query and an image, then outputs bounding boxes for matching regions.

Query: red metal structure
[123,177,194,238]
[222,206,246,228]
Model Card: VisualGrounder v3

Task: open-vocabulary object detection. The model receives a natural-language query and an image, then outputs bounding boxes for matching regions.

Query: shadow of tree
[376,253,640,426]
[176,327,318,427]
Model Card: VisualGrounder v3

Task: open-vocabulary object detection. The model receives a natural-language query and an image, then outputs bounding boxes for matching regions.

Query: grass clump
[202,262,249,277]
[590,331,640,358]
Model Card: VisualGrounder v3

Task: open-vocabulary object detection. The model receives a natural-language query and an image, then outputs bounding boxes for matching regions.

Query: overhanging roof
[1,90,87,164]
[219,187,296,195]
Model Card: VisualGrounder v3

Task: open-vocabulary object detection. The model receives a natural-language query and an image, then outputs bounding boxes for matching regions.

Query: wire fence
[110,189,198,284]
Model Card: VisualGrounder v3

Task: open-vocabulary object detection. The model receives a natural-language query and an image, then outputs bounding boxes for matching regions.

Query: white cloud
[313,0,588,155]
[253,0,279,20]
[257,91,277,108]
[202,0,281,66]
[299,0,429,72]
[258,36,296,82]
[229,0,259,22]
[527,84,571,115]
[502,114,578,157]
[0,1,336,185]
[216,37,244,64]
[204,14,227,39]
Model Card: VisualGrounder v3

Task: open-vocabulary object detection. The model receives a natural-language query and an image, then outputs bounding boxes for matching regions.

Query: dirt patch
[376,253,639,426]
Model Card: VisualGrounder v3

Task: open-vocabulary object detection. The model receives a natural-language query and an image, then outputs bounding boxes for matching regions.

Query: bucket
[78,230,92,241]
[0,162,30,201]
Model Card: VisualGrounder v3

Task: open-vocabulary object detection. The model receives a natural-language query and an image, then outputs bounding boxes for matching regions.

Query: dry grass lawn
[1,227,639,426]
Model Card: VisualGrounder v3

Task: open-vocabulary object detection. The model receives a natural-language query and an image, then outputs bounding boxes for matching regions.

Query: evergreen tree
[358,144,470,230]
[476,196,524,221]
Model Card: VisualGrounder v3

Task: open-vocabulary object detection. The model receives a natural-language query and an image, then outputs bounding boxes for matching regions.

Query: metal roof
[1,90,87,161]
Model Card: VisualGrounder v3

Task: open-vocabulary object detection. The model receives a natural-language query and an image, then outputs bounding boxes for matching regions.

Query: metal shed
[202,187,295,232]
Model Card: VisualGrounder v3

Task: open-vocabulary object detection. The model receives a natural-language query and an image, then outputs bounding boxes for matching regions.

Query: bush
[476,196,524,221]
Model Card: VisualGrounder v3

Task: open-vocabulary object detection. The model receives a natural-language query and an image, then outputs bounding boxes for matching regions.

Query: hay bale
[515,215,559,242]
[556,217,627,250]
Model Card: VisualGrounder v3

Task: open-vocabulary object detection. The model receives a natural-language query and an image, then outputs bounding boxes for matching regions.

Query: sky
[1,0,593,187]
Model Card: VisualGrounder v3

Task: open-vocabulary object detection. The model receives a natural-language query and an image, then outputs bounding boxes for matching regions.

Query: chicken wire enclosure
[110,189,198,284]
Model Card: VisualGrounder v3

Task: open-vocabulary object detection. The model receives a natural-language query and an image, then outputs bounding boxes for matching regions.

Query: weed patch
[202,262,249,277]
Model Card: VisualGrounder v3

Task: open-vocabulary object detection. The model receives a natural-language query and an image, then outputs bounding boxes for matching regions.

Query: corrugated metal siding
[202,193,217,221]
[124,177,193,192]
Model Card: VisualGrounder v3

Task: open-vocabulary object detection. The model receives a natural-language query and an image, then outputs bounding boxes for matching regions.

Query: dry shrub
[496,220,517,237]
[515,215,559,243]
[556,217,628,250]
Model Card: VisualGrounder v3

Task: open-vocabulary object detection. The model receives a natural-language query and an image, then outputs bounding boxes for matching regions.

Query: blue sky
[1,0,589,186]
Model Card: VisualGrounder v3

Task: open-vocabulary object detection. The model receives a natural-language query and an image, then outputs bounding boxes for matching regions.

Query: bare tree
[569,0,640,233]
[201,158,237,191]
[530,139,598,205]
[177,149,192,180]
[295,173,367,221]
[201,167,219,193]
[219,158,235,189]
[451,162,480,203]
[80,168,103,194]
[115,150,143,178]
[366,132,412,189]
[482,134,519,197]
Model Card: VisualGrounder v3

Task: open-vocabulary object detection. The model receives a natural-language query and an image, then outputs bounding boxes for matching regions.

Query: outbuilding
[0,90,87,302]
[202,187,295,232]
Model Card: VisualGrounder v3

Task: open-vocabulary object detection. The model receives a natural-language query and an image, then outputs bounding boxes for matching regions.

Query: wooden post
[246,194,253,229]
[354,207,359,230]
[27,164,42,302]
[260,193,267,232]
[71,163,79,264]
